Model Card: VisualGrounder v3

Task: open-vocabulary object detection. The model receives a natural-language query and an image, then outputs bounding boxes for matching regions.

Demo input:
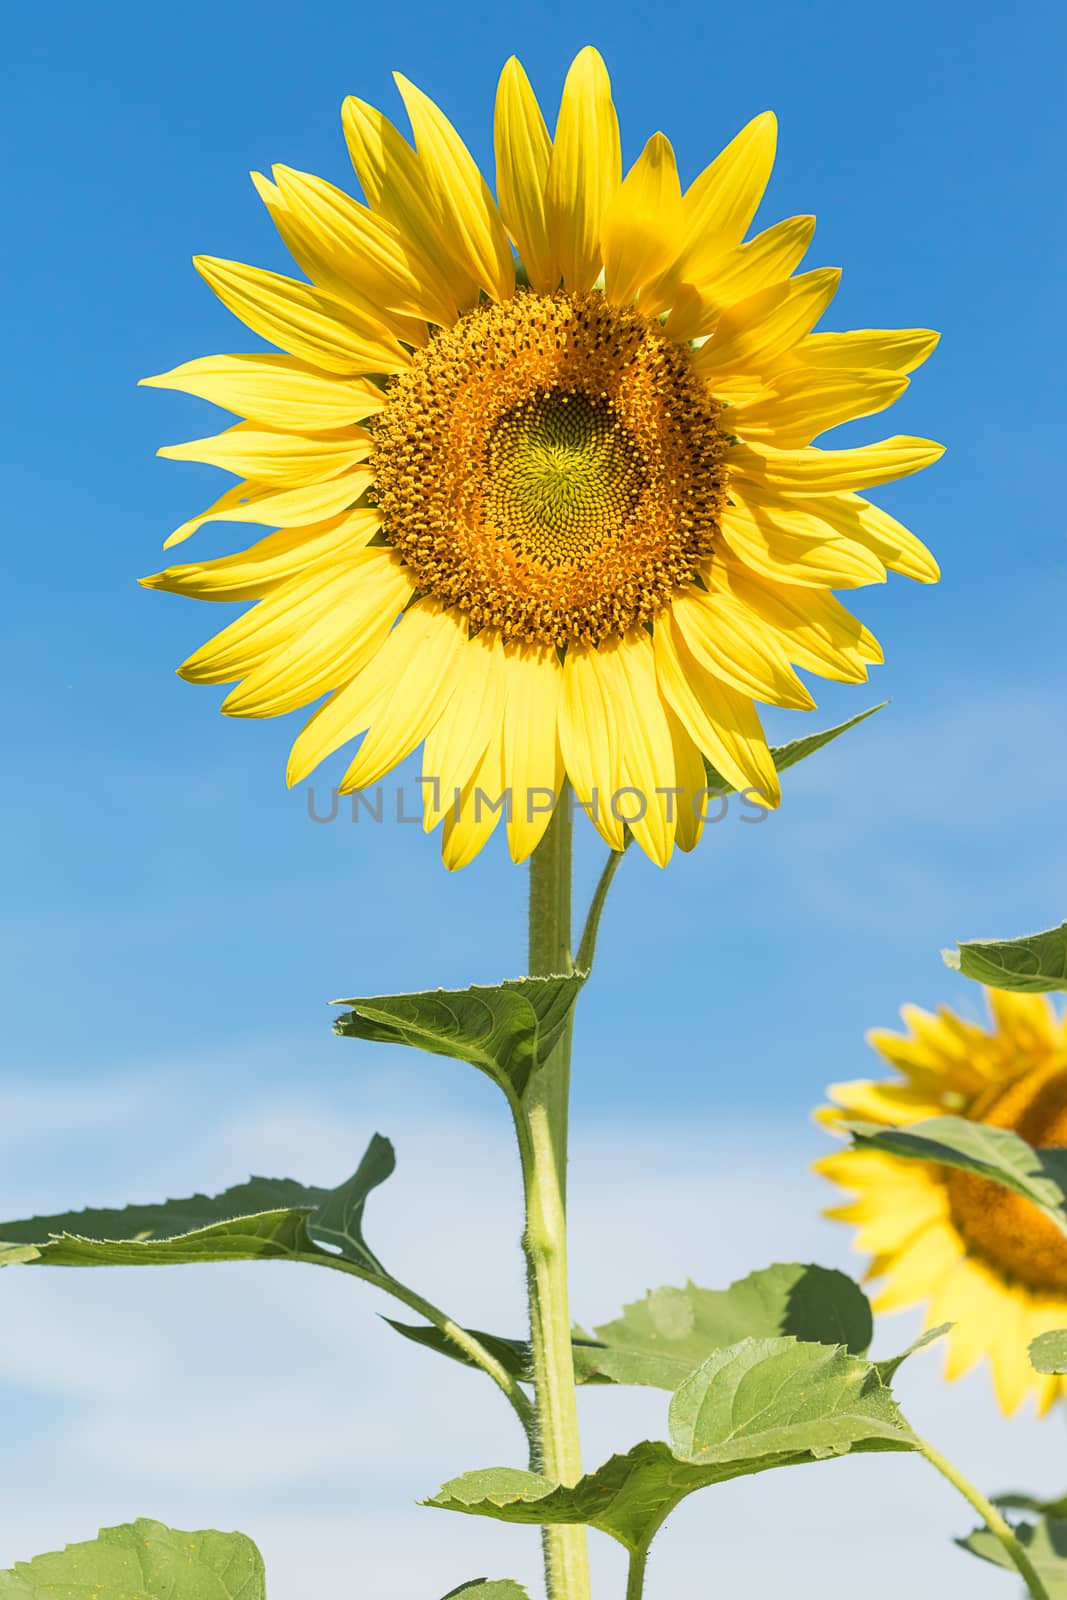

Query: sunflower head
[817,988,1067,1415]
[142,47,942,869]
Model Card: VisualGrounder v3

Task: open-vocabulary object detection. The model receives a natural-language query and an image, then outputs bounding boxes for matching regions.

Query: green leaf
[0,1134,398,1277]
[960,1518,1067,1595]
[0,1518,265,1599]
[873,1322,952,1383]
[333,976,584,1100]
[440,1584,530,1599]
[428,1337,916,1552]
[390,1263,872,1392]
[1031,1330,1067,1375]
[703,703,887,796]
[944,922,1067,993]
[668,1336,915,1464]
[846,1115,1067,1237]
[578,1264,873,1387]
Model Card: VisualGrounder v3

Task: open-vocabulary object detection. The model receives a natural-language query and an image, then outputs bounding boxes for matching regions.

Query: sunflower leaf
[440,1583,531,1599]
[874,1322,952,1383]
[333,976,585,1100]
[944,921,1067,993]
[702,702,887,796]
[845,1115,1067,1237]
[388,1263,872,1390]
[427,1337,916,1552]
[0,1518,265,1599]
[959,1518,1067,1595]
[667,1336,916,1463]
[0,1134,396,1275]
[1031,1331,1067,1375]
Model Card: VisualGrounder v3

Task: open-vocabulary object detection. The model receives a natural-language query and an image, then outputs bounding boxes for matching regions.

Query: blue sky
[2,0,1066,1589]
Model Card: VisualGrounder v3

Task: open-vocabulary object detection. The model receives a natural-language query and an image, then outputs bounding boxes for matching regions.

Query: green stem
[575,844,628,975]
[916,1437,1051,1600]
[298,1253,534,1438]
[519,791,592,1600]
[625,1544,649,1600]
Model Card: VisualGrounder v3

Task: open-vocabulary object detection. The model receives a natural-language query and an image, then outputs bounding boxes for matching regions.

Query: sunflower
[817,989,1067,1415]
[142,47,942,870]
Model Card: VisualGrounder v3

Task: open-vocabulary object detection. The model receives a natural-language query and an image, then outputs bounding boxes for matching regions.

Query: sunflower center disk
[948,1064,1067,1291]
[371,291,729,647]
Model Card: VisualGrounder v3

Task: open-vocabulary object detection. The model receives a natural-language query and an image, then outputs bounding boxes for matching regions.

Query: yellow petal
[494,56,555,293]
[139,355,386,431]
[502,641,564,863]
[601,133,683,306]
[558,642,625,850]
[163,467,374,549]
[194,257,408,376]
[222,552,413,717]
[731,368,909,449]
[986,988,1060,1055]
[422,631,508,831]
[341,95,480,309]
[670,584,816,710]
[158,420,372,483]
[765,489,940,583]
[715,560,879,682]
[262,165,458,326]
[179,555,380,685]
[872,1221,963,1312]
[394,73,515,303]
[661,215,815,340]
[775,327,940,376]
[653,612,780,805]
[337,602,470,792]
[441,726,507,870]
[721,493,887,589]
[678,112,777,261]
[691,268,841,379]
[141,510,381,600]
[545,46,621,293]
[728,434,945,494]
[284,599,462,786]
[664,705,707,853]
[588,630,677,866]
[823,1077,949,1126]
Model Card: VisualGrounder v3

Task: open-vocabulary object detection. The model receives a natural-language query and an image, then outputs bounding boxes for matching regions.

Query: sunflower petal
[502,641,564,862]
[545,46,621,293]
[691,267,841,379]
[601,132,683,306]
[494,56,556,293]
[654,612,780,805]
[194,256,408,375]
[558,642,625,850]
[671,584,816,710]
[162,468,374,549]
[139,355,387,430]
[422,630,508,831]
[721,492,887,589]
[661,215,815,339]
[728,434,945,494]
[730,367,909,449]
[158,420,372,483]
[394,73,515,303]
[141,510,381,600]
[776,327,940,376]
[679,111,777,259]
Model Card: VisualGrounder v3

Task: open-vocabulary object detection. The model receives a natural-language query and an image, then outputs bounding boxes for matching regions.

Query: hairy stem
[519,791,592,1600]
[575,844,628,974]
[625,1543,650,1600]
[916,1437,1051,1600]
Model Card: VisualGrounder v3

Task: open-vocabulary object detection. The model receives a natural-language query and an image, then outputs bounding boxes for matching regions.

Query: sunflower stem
[916,1436,1051,1600]
[518,789,592,1600]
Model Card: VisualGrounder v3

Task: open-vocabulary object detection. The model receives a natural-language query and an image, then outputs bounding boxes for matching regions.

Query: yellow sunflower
[142,46,942,870]
[817,988,1067,1415]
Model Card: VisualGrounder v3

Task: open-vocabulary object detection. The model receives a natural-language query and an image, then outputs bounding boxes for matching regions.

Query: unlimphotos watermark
[305,779,771,826]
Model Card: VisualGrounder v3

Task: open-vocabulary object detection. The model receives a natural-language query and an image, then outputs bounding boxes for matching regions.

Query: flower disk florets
[370,291,730,648]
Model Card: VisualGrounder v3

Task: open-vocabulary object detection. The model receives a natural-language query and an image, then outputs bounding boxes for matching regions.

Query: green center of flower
[948,1063,1067,1291]
[484,391,648,570]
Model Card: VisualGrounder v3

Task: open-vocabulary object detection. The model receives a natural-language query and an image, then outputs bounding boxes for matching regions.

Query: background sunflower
[818,989,1067,1415]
